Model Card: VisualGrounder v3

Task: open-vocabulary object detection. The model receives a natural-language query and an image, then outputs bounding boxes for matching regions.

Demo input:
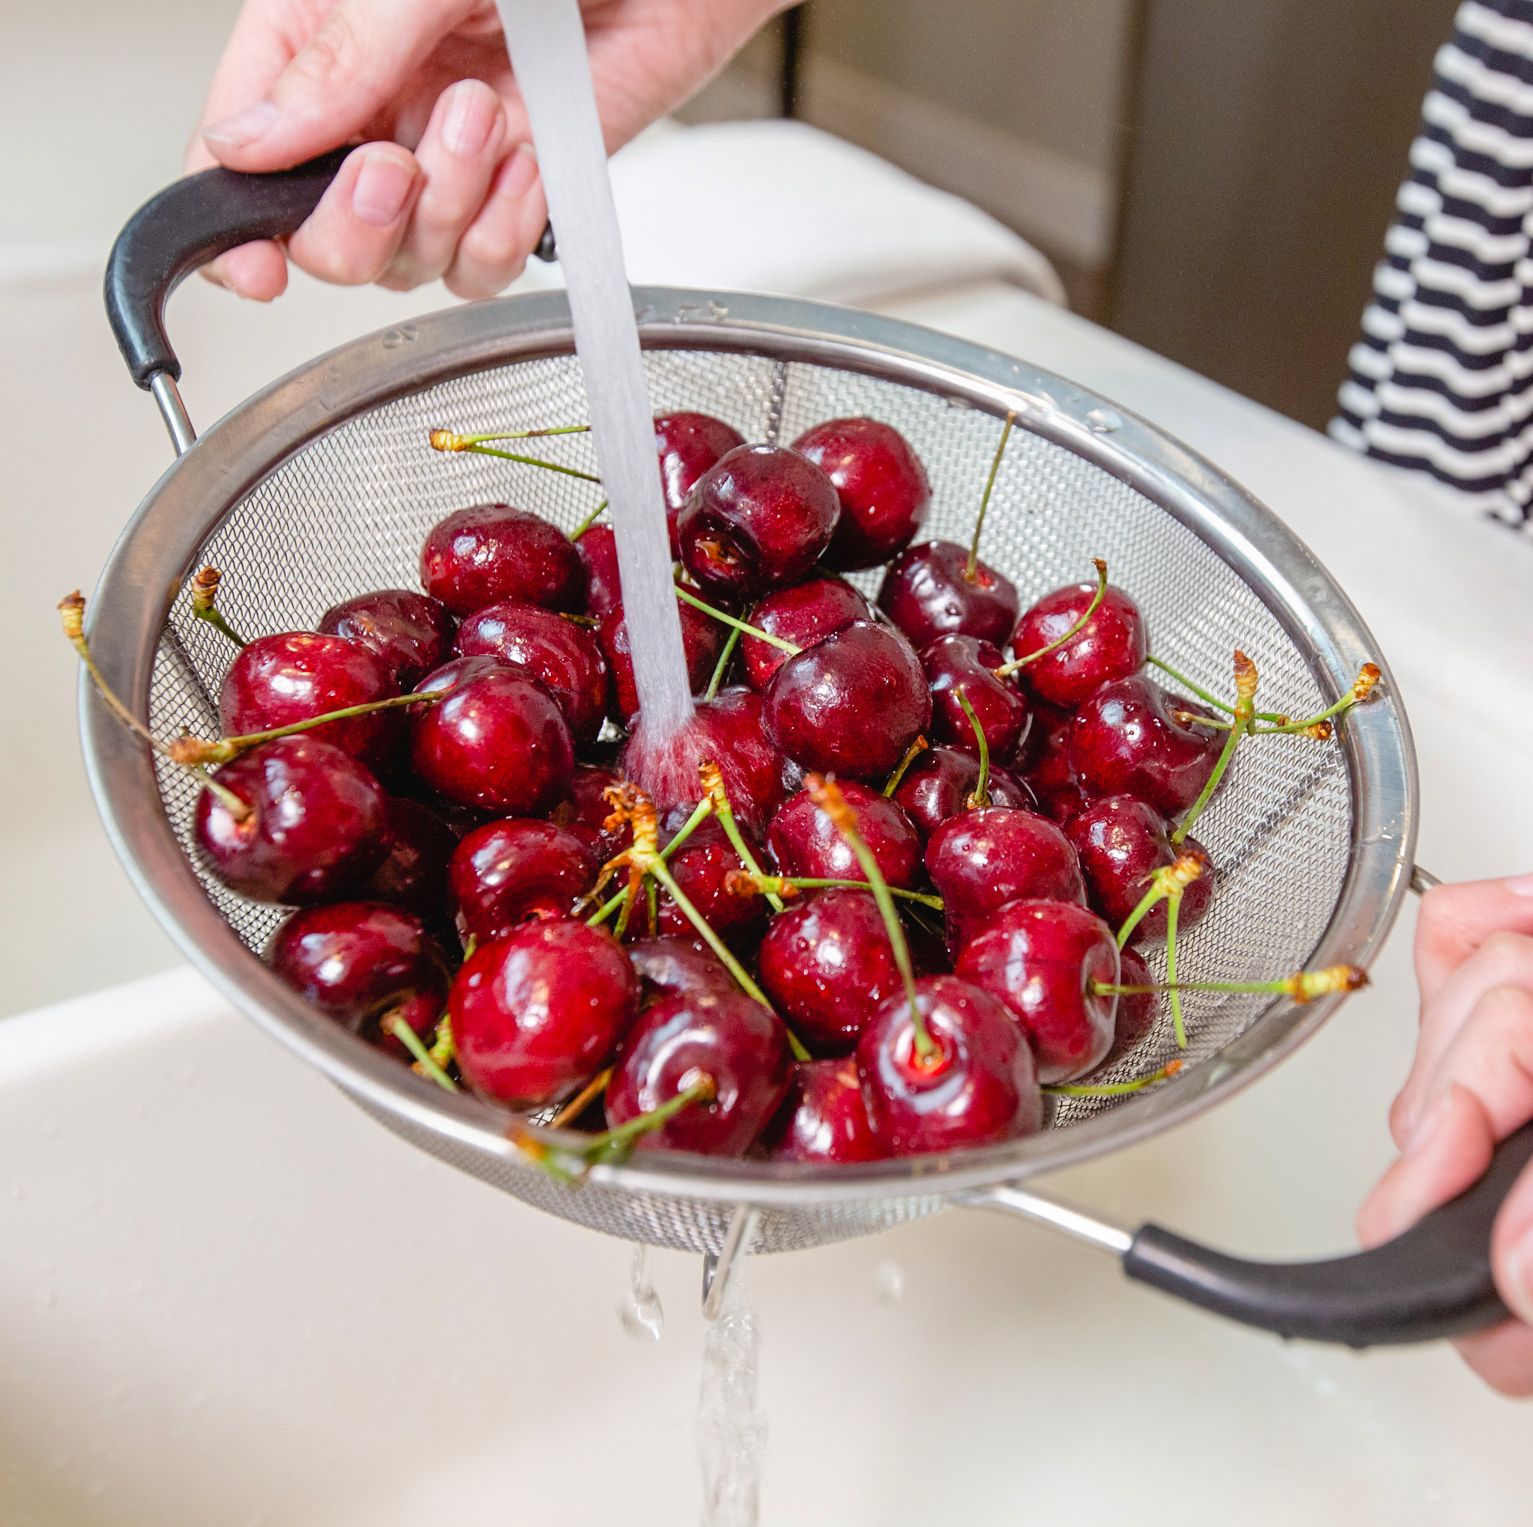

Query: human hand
[1357,874,1533,1394]
[189,0,788,300]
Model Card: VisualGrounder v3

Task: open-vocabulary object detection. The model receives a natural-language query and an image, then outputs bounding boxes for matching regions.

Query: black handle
[1124,1120,1533,1346]
[104,150,557,389]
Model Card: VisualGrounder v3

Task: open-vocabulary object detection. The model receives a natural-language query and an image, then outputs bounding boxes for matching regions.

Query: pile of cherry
[66,411,1377,1175]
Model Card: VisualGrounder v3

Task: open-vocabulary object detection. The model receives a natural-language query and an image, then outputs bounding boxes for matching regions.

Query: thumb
[201,0,478,171]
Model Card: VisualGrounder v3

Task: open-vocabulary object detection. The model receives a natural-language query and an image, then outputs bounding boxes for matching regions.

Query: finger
[285,143,423,287]
[201,0,478,172]
[1393,937,1533,1143]
[1454,1319,1533,1397]
[379,80,506,291]
[1490,1117,1533,1330]
[442,143,547,300]
[1415,876,1533,1005]
[204,241,290,302]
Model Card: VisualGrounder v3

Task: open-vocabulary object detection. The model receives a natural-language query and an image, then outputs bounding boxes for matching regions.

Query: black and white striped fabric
[1333,0,1533,536]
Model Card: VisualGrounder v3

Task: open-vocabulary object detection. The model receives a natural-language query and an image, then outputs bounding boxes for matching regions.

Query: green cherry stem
[1147,655,1236,715]
[427,1013,455,1073]
[705,625,741,700]
[568,499,609,541]
[673,585,801,654]
[384,1012,459,1092]
[429,424,591,449]
[744,874,945,912]
[1249,665,1382,735]
[1171,649,1257,847]
[188,568,248,649]
[1092,965,1368,1001]
[702,763,783,912]
[1165,890,1186,1049]
[967,410,1015,582]
[994,558,1109,676]
[1045,1059,1183,1098]
[1114,881,1167,950]
[584,797,713,928]
[572,1076,716,1167]
[955,691,991,808]
[176,690,441,767]
[882,734,929,797]
[428,434,603,484]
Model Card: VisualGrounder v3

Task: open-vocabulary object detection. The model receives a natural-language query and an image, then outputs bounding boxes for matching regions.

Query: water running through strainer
[697,1263,767,1527]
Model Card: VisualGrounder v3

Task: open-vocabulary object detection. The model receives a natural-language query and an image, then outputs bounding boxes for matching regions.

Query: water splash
[618,1246,665,1341]
[697,1265,767,1527]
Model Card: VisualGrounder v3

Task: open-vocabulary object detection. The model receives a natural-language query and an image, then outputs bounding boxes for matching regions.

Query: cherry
[1065,796,1213,942]
[791,416,931,571]
[892,746,1035,838]
[655,818,767,944]
[765,620,930,780]
[599,598,723,724]
[1023,720,1090,823]
[1104,945,1157,1064]
[1011,696,1073,774]
[766,1056,885,1164]
[455,598,609,747]
[450,917,638,1106]
[420,503,585,616]
[741,576,871,693]
[676,443,840,599]
[954,899,1119,1083]
[877,540,1020,650]
[358,796,457,925]
[856,975,1043,1154]
[550,763,631,863]
[448,819,598,944]
[574,522,623,618]
[921,634,1032,761]
[1014,581,1147,707]
[654,412,745,552]
[1067,677,1223,817]
[410,662,574,815]
[218,631,401,768]
[766,781,922,891]
[926,807,1086,946]
[267,901,447,1056]
[757,888,901,1055]
[194,735,387,904]
[604,990,791,1155]
[317,589,456,690]
[626,936,740,1006]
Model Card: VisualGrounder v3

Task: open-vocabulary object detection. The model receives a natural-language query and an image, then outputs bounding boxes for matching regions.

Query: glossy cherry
[741,575,871,692]
[1067,677,1222,816]
[1065,795,1213,941]
[448,819,598,944]
[1105,945,1157,1064]
[218,631,400,767]
[856,975,1043,1154]
[954,899,1119,1083]
[626,936,740,1006]
[757,888,901,1054]
[921,634,1032,760]
[317,589,456,690]
[604,990,792,1155]
[598,598,723,723]
[1023,719,1090,823]
[420,502,585,616]
[410,662,574,815]
[450,918,638,1107]
[574,522,623,618]
[676,443,840,600]
[765,620,930,780]
[892,746,1036,838]
[766,1057,885,1164]
[550,763,630,863]
[1014,581,1147,707]
[791,416,931,571]
[194,735,387,904]
[358,796,457,925]
[653,818,767,944]
[654,412,746,552]
[456,597,609,746]
[877,540,1019,649]
[766,781,922,891]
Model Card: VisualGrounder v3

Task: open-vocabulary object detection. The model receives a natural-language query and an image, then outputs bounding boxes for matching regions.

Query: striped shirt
[1332,0,1533,536]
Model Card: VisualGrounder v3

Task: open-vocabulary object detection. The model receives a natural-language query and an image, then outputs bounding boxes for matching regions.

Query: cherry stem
[188,567,247,649]
[1046,1059,1183,1098]
[429,425,591,449]
[1114,880,1167,949]
[806,775,931,1059]
[383,1012,458,1092]
[569,499,609,541]
[1171,650,1256,847]
[955,692,991,808]
[705,626,741,700]
[1249,666,1382,735]
[585,797,713,928]
[1092,964,1367,1003]
[881,734,929,798]
[427,1012,455,1073]
[1151,654,1311,727]
[1165,889,1186,1049]
[967,410,1015,582]
[1174,710,1235,732]
[994,558,1109,676]
[187,690,440,765]
[702,762,783,912]
[428,435,603,484]
[548,1065,613,1128]
[673,585,801,654]
[748,874,945,912]
[576,1076,716,1166]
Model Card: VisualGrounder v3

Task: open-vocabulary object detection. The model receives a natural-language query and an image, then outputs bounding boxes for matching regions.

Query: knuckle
[290,12,361,93]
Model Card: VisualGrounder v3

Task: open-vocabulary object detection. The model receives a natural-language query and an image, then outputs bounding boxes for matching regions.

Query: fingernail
[1507,872,1533,897]
[497,142,539,201]
[352,151,416,226]
[1502,1228,1533,1324]
[443,83,496,159]
[204,100,278,148]
[1405,1086,1456,1158]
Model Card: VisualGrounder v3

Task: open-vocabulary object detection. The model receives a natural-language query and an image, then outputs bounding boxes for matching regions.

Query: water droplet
[874,1261,905,1304]
[1086,407,1123,434]
[618,1247,665,1341]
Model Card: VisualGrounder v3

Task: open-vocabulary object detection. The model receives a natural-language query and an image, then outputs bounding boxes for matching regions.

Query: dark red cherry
[892,747,1036,838]
[1068,677,1223,817]
[955,899,1119,1083]
[655,819,766,945]
[598,598,723,724]
[765,621,930,780]
[627,936,740,1006]
[877,540,1019,649]
[317,589,456,690]
[574,523,623,618]
[792,416,931,571]
[410,663,573,815]
[766,781,922,891]
[766,1057,885,1164]
[550,763,630,863]
[1105,945,1157,1064]
[218,631,400,767]
[448,819,597,944]
[742,576,871,693]
[1024,721,1090,824]
[1065,796,1213,942]
[655,412,746,553]
[921,634,1032,760]
[1014,582,1146,707]
[450,918,637,1106]
[757,888,900,1054]
[267,900,447,1056]
[605,990,791,1155]
[676,444,840,600]
[856,975,1042,1154]
[194,736,386,904]
[358,797,457,924]
[926,807,1086,947]
[420,503,584,616]
[455,598,609,747]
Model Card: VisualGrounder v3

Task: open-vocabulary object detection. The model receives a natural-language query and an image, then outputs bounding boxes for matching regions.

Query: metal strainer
[85,162,1533,1348]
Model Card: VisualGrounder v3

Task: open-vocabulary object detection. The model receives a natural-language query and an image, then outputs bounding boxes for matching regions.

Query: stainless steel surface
[149,370,196,455]
[82,289,1417,1255]
[965,1185,1135,1255]
[1410,865,1441,895]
